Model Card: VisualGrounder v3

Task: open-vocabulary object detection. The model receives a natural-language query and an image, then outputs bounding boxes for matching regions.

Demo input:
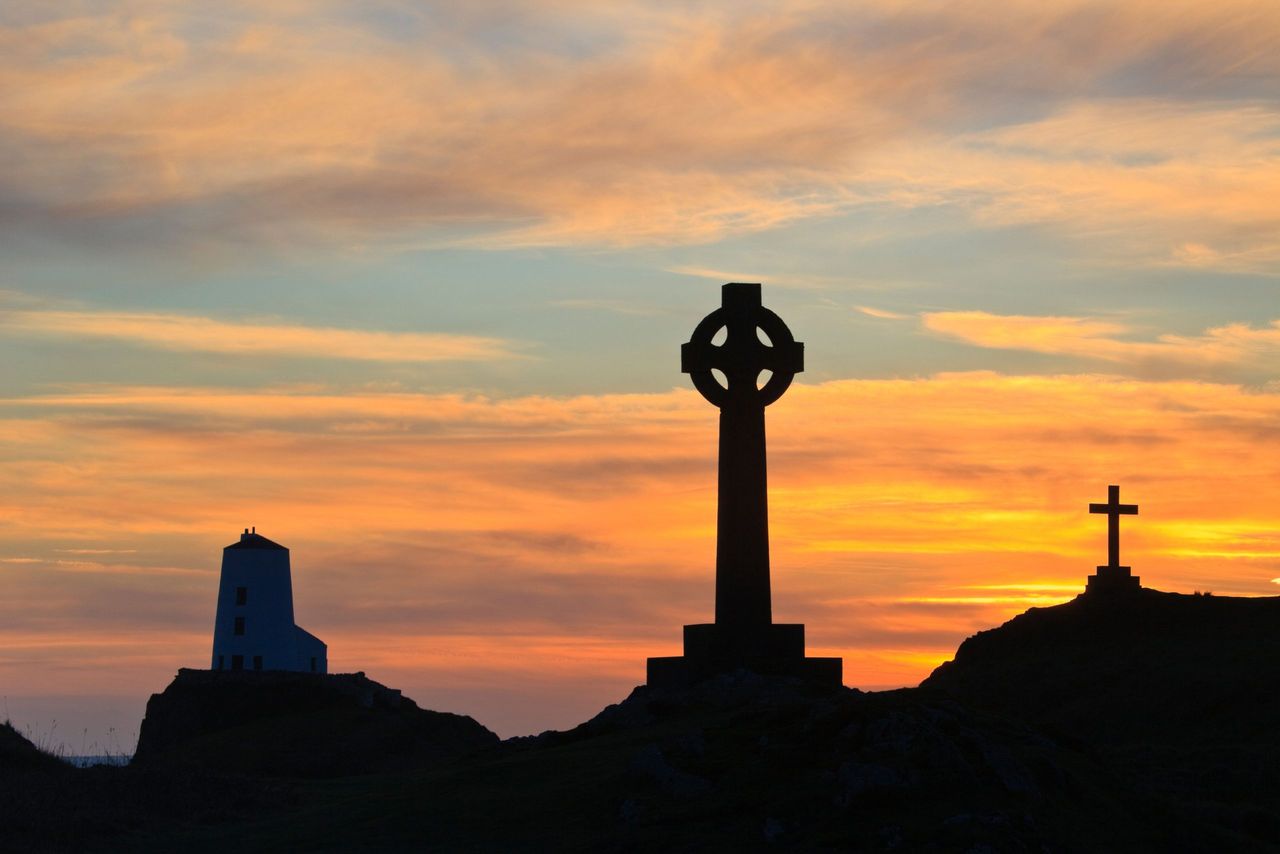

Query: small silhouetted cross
[1089,484,1138,568]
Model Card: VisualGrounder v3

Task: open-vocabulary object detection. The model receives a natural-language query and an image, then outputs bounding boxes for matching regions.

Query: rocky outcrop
[134,668,498,777]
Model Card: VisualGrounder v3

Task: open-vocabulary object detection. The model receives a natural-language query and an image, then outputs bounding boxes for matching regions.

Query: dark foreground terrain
[4,589,1279,852]
[924,588,1280,849]
[134,668,499,777]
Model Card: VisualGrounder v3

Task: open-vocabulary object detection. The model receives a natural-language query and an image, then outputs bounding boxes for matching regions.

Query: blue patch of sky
[328,2,632,64]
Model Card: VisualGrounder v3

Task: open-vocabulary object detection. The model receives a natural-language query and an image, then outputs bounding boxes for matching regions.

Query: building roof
[225,531,287,551]
[294,625,327,649]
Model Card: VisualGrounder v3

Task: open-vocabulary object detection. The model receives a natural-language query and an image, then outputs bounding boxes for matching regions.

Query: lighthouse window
[231,655,243,670]
[234,616,245,636]
[235,586,247,606]
[310,657,317,673]
[253,655,263,671]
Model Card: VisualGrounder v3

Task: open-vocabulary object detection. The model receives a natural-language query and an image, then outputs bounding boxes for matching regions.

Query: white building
[211,528,327,673]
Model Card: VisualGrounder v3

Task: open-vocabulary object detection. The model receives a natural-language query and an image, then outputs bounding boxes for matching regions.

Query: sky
[2,0,1278,749]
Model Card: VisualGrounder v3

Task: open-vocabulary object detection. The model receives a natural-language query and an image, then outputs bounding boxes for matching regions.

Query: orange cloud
[855,306,910,320]
[922,311,1280,375]
[0,308,522,362]
[2,371,1278,738]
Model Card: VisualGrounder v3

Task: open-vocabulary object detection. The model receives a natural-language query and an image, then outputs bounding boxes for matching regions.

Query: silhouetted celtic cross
[681,283,804,408]
[681,283,803,630]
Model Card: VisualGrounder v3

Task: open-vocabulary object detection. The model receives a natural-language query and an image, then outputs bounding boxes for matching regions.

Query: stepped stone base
[647,623,843,689]
[1087,565,1141,594]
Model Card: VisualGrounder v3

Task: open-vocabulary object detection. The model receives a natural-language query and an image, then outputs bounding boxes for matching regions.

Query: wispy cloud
[922,311,1280,375]
[883,101,1280,271]
[0,308,522,362]
[55,548,138,554]
[855,305,909,320]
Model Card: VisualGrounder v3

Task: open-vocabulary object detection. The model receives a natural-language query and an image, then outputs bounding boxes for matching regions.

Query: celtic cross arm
[681,337,803,375]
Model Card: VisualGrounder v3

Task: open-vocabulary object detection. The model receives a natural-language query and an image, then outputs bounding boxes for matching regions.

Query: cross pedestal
[646,283,842,688]
[1086,484,1141,594]
[1086,568,1140,593]
[646,623,842,687]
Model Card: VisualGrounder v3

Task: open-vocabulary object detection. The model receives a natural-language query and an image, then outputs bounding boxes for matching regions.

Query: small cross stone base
[646,623,842,689]
[1086,565,1141,594]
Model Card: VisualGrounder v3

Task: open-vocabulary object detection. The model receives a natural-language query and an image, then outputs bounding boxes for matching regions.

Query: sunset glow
[2,1,1277,745]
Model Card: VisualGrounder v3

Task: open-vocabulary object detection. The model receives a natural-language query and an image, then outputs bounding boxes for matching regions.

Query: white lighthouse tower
[211,528,327,673]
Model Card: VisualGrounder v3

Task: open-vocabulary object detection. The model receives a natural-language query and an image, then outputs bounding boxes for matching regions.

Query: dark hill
[923,589,1280,746]
[12,591,1280,851]
[0,720,65,772]
[133,668,499,777]
[125,673,1257,852]
[6,668,1273,851]
[923,588,1280,846]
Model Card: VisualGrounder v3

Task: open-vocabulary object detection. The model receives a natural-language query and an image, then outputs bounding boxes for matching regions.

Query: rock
[629,744,712,798]
[878,824,904,849]
[673,730,707,757]
[838,760,908,797]
[133,668,498,777]
[979,743,1037,796]
[618,797,643,824]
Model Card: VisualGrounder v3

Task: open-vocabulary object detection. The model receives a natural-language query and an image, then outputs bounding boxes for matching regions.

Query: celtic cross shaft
[682,283,803,631]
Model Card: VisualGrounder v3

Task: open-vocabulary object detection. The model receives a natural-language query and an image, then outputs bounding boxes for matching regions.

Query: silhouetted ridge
[8,671,1273,850]
[0,720,66,772]
[922,588,1280,846]
[458,673,1235,850]
[134,668,498,777]
[923,589,1280,746]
